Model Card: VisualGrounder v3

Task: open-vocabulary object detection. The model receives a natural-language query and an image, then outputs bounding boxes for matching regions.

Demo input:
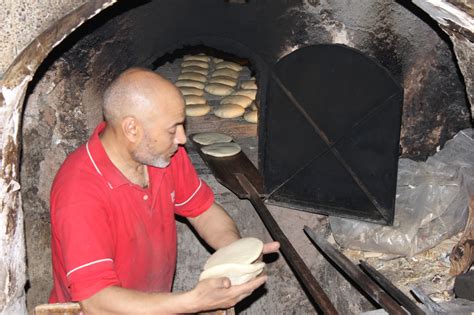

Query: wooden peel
[33,303,81,315]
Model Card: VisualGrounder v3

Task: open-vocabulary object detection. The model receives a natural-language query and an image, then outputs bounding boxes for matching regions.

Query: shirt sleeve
[172,147,214,217]
[51,177,121,301]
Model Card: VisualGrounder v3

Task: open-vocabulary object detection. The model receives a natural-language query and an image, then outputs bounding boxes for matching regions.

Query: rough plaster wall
[1,77,29,315]
[0,0,87,77]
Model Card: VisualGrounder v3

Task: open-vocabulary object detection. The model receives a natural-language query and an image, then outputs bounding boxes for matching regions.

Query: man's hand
[188,275,268,312]
[262,241,280,255]
[187,241,280,312]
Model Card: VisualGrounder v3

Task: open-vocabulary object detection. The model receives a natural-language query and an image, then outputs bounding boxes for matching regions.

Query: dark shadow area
[151,44,251,69]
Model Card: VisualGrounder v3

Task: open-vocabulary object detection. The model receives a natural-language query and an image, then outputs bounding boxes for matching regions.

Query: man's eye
[168,128,176,134]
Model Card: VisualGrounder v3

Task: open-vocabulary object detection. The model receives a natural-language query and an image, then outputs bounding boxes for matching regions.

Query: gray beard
[133,152,170,168]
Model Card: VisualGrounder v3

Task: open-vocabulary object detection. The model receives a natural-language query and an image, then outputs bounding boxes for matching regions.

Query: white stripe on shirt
[175,179,202,207]
[86,142,113,189]
[67,258,114,277]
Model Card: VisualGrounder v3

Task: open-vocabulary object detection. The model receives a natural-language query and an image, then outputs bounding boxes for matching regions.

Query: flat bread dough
[179,87,204,96]
[213,57,224,64]
[221,95,253,109]
[214,104,245,118]
[193,132,233,145]
[178,72,207,83]
[175,80,205,89]
[232,89,257,100]
[181,66,209,76]
[208,76,237,87]
[186,104,210,117]
[211,68,240,79]
[183,54,210,62]
[204,238,264,270]
[201,142,241,157]
[241,79,257,90]
[215,61,243,72]
[199,262,265,285]
[244,110,258,123]
[184,95,207,105]
[181,60,209,69]
[204,83,234,96]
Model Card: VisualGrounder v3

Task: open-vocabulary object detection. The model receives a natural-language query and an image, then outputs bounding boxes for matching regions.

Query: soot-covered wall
[20,0,470,311]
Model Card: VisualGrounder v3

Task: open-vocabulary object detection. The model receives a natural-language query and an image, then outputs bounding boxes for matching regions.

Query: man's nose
[175,125,187,145]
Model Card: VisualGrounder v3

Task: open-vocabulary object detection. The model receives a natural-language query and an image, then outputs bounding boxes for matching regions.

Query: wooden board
[190,134,264,198]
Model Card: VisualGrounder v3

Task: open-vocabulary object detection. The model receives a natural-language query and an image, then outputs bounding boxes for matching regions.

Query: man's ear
[122,116,140,143]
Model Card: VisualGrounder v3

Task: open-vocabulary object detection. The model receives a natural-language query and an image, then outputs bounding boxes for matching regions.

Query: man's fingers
[221,277,231,289]
[208,277,231,289]
[262,241,280,254]
[234,274,268,293]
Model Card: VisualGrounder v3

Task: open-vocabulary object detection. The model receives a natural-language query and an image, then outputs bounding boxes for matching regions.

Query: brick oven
[1,0,472,313]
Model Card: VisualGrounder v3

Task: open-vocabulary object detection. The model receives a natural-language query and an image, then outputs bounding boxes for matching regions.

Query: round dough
[214,104,245,118]
[244,110,258,123]
[179,87,204,96]
[181,66,209,76]
[208,76,237,87]
[211,68,240,79]
[204,237,264,270]
[193,132,233,145]
[175,80,205,89]
[181,60,209,69]
[204,83,234,96]
[199,262,265,285]
[232,89,257,100]
[241,79,257,90]
[221,95,253,109]
[184,95,207,105]
[183,54,210,62]
[201,142,241,157]
[215,61,243,72]
[186,104,210,117]
[178,72,207,83]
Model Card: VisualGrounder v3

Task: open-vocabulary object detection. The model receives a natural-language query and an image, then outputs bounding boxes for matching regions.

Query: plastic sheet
[329,129,473,257]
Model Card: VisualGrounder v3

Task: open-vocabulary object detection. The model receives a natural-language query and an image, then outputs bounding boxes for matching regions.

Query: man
[49,67,279,314]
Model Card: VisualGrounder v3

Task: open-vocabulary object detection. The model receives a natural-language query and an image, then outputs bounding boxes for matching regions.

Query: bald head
[103,67,183,127]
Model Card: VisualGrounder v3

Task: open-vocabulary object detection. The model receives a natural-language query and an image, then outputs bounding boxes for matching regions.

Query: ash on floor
[342,234,459,304]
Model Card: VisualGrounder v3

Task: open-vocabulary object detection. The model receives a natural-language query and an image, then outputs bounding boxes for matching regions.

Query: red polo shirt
[49,122,214,303]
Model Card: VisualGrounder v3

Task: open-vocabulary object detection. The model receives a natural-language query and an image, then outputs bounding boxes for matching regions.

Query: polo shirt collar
[86,122,134,189]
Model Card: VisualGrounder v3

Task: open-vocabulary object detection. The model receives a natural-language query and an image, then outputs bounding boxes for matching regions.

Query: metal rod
[236,174,338,315]
[303,226,408,315]
[359,261,425,315]
[410,286,444,313]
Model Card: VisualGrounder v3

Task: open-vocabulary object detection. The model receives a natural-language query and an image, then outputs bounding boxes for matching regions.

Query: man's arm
[188,202,241,249]
[187,202,281,254]
[80,275,268,314]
